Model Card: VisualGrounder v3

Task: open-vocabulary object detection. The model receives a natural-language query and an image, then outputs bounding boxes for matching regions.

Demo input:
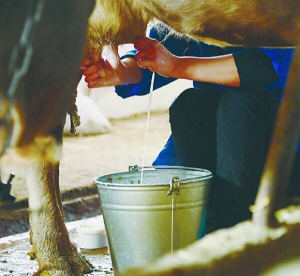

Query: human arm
[134,36,280,88]
[82,23,280,95]
[81,25,186,97]
[135,36,240,86]
[82,35,240,93]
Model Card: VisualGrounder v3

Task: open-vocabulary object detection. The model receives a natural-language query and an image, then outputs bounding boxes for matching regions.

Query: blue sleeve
[233,48,279,88]
[258,48,295,98]
[152,135,180,166]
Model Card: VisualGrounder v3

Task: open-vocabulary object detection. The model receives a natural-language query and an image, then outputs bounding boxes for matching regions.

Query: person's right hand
[134,37,178,78]
[81,57,125,88]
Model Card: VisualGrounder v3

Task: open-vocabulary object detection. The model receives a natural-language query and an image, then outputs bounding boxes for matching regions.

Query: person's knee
[169,88,220,125]
[218,88,248,114]
[217,87,271,117]
[169,88,200,117]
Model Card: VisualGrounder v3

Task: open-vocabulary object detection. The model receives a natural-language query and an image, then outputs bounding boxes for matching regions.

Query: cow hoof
[34,251,93,276]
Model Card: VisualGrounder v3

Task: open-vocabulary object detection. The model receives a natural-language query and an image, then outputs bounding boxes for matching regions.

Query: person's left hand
[134,37,178,77]
[81,57,126,88]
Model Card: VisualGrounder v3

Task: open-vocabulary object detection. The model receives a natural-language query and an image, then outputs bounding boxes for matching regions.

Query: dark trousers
[169,87,300,233]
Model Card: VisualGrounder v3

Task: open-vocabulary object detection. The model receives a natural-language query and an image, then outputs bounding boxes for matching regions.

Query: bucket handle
[128,165,140,172]
[128,165,210,185]
[129,165,181,196]
[167,176,180,197]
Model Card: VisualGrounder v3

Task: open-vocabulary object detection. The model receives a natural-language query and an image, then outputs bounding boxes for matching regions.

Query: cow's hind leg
[26,162,93,275]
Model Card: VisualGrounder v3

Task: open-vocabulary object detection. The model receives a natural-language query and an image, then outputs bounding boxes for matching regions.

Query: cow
[1,0,96,275]
[1,0,300,275]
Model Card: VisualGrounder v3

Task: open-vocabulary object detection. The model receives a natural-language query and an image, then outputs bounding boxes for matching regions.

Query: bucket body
[94,166,212,273]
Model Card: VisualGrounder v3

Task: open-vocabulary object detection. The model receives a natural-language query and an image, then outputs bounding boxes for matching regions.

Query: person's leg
[207,87,280,233]
[169,86,299,234]
[169,87,221,173]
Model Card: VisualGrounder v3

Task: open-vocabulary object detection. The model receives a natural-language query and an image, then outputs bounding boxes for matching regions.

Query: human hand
[134,37,178,78]
[81,57,125,88]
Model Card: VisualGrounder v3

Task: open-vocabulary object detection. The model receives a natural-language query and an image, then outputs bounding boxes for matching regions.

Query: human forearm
[172,54,240,87]
[135,37,240,87]
[121,58,143,84]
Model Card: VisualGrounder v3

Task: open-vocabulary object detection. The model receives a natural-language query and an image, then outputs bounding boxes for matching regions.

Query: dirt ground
[0,111,171,202]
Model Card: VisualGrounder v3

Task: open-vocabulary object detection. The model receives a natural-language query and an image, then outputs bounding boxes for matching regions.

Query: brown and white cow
[1,0,300,275]
[1,0,95,275]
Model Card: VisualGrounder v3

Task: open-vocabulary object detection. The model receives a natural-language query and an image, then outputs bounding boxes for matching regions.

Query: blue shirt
[115,25,297,162]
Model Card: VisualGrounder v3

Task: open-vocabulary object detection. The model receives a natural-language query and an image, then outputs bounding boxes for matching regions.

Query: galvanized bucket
[94,165,212,273]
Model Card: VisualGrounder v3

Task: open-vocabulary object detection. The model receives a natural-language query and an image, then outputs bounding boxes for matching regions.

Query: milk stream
[140,72,155,184]
[171,194,176,254]
[140,72,176,254]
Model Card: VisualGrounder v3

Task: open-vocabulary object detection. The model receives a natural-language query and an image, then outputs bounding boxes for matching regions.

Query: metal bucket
[94,165,212,273]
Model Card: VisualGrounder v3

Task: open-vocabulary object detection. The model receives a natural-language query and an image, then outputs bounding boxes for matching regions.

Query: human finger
[134,36,156,51]
[86,79,100,88]
[81,58,92,69]
[135,44,157,61]
[87,78,113,88]
[81,64,97,76]
[85,72,101,83]
[82,64,105,78]
[136,58,156,71]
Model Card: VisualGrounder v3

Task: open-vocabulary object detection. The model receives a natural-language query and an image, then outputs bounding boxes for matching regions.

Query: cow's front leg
[26,162,93,276]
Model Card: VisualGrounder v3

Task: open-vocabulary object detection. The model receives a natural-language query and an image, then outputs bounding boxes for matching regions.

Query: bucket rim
[93,165,213,187]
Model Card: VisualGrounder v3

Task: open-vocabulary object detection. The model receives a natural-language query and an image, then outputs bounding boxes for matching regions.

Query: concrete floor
[0,216,114,276]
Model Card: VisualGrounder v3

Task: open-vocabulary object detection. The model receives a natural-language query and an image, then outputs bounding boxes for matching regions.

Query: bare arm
[82,36,240,88]
[172,55,240,87]
[134,37,240,87]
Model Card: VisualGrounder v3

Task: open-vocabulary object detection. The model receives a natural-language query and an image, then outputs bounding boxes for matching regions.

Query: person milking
[82,23,300,234]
